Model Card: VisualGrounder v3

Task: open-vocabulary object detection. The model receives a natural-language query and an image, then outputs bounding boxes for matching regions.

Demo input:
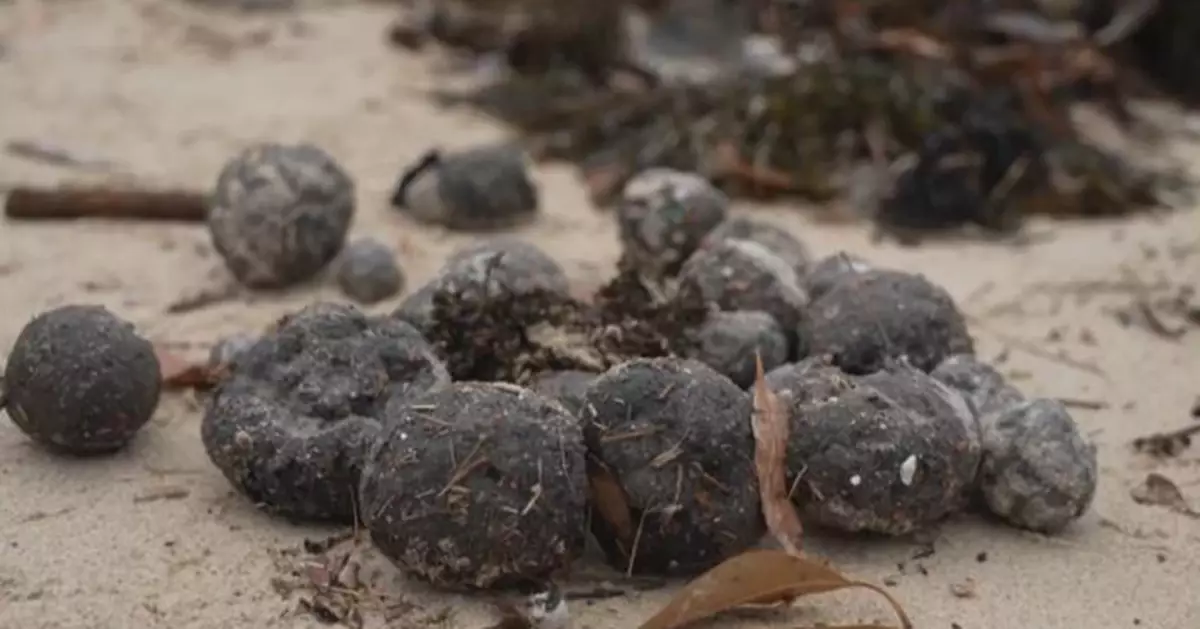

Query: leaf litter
[625,358,911,629]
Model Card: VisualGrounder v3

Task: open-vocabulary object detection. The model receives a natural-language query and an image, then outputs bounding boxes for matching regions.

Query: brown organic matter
[4,186,208,222]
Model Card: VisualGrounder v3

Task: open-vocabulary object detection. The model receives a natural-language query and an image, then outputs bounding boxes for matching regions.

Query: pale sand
[1,3,1198,629]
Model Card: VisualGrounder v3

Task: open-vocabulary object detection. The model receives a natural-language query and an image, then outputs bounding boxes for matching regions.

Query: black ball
[201,303,449,522]
[4,305,161,455]
[359,382,588,590]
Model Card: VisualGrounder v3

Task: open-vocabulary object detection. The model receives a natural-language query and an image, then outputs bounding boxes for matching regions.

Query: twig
[1057,397,1109,411]
[5,185,208,222]
[971,321,1108,379]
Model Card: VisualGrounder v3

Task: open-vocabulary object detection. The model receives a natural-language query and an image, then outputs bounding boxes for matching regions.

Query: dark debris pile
[390,0,1196,236]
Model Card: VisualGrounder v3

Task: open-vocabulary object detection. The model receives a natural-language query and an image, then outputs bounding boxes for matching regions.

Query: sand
[1,2,1198,628]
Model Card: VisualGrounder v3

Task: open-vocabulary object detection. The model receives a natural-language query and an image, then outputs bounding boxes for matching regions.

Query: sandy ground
[1,2,1199,629]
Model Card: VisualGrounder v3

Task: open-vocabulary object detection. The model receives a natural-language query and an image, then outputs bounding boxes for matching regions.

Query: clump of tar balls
[1,152,1098,594]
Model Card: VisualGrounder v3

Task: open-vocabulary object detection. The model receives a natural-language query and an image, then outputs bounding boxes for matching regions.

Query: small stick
[5,185,208,222]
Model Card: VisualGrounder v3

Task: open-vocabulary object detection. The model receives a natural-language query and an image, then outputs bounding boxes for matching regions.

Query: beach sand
[1,2,1198,628]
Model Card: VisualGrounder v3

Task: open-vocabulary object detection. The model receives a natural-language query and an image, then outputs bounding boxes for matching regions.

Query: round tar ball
[392,144,539,231]
[978,398,1097,533]
[698,217,811,276]
[3,305,161,454]
[770,361,981,534]
[931,353,1025,422]
[419,240,574,381]
[336,238,405,305]
[202,303,449,522]
[805,269,974,374]
[617,169,729,277]
[581,357,763,576]
[675,239,810,353]
[393,239,569,337]
[682,310,789,388]
[359,382,588,590]
[209,142,355,289]
[804,252,873,302]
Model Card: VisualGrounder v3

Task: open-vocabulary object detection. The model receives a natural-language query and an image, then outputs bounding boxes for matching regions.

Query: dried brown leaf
[587,455,635,543]
[751,354,804,556]
[1131,473,1200,518]
[637,549,912,629]
[155,346,222,390]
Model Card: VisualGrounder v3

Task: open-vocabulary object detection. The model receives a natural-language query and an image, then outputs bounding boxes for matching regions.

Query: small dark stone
[617,168,729,277]
[675,239,810,354]
[698,217,811,275]
[768,359,980,535]
[393,239,569,337]
[392,144,539,231]
[3,305,161,455]
[528,370,595,417]
[805,269,974,375]
[931,354,1024,421]
[681,310,789,388]
[805,252,874,301]
[359,382,587,590]
[207,333,258,370]
[335,238,405,304]
[208,142,355,289]
[977,398,1098,533]
[201,303,449,522]
[581,357,763,576]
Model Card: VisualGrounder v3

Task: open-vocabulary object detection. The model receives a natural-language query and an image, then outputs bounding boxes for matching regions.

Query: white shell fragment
[900,454,918,486]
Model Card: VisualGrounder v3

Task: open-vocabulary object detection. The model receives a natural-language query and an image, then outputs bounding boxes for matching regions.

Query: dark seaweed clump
[408,1,1191,238]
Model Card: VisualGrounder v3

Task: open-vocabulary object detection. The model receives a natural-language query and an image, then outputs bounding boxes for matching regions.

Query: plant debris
[1130,472,1200,519]
[1132,423,1200,458]
[409,1,1193,235]
[635,548,912,629]
[4,185,208,222]
[156,346,225,391]
[751,354,803,556]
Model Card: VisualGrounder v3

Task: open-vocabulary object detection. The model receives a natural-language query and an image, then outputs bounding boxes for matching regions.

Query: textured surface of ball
[931,353,1025,421]
[208,142,355,288]
[201,303,448,522]
[359,382,587,590]
[528,369,595,417]
[3,305,161,454]
[675,238,809,353]
[698,217,811,275]
[978,398,1098,533]
[335,238,405,304]
[393,239,569,336]
[682,310,789,388]
[805,269,974,374]
[617,168,728,277]
[768,359,981,535]
[392,144,539,231]
[804,251,874,301]
[581,357,762,576]
[207,333,258,370]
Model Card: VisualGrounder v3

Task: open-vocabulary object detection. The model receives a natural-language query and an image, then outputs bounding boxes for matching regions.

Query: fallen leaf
[586,455,635,545]
[154,346,222,390]
[637,548,912,629]
[1131,473,1200,518]
[751,353,804,555]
